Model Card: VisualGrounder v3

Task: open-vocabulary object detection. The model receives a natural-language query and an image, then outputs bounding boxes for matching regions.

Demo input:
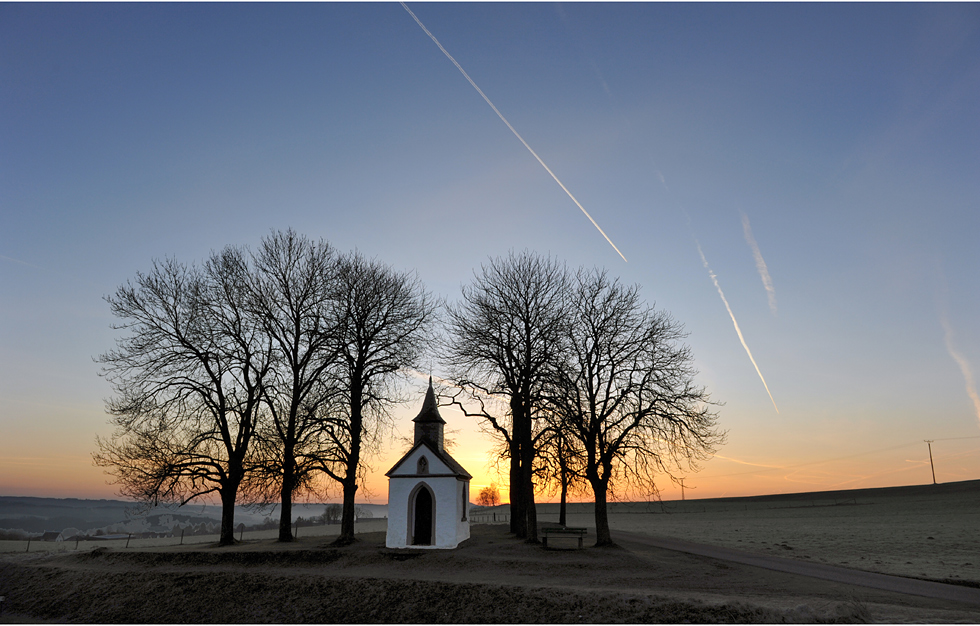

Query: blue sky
[2,3,979,501]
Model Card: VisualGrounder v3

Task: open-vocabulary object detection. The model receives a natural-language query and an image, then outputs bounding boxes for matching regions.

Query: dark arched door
[413,487,433,545]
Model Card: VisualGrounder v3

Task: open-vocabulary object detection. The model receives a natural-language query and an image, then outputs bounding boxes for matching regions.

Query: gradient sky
[2,3,979,504]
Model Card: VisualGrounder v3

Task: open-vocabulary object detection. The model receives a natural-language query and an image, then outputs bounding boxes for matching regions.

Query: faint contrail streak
[696,241,779,413]
[940,312,980,427]
[740,212,777,315]
[711,454,783,469]
[400,2,627,263]
[0,254,43,270]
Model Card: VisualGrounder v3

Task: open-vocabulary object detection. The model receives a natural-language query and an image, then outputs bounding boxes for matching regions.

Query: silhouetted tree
[94,251,273,546]
[445,251,571,541]
[244,230,343,542]
[549,269,723,546]
[476,483,500,507]
[321,503,342,524]
[318,251,436,545]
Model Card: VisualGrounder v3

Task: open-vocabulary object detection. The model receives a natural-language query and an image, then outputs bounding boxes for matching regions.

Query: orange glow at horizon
[5,400,978,505]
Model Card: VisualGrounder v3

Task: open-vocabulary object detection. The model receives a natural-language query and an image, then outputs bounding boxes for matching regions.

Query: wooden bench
[541,526,588,549]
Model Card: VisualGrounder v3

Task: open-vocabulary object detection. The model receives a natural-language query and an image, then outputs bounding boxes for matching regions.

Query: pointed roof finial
[414,376,445,424]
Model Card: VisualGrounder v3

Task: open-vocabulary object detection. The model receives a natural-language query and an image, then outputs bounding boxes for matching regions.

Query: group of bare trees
[96,239,720,548]
[445,251,724,545]
[94,230,435,546]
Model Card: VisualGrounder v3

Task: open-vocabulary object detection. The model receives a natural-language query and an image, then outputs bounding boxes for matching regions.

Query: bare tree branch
[94,252,273,546]
[444,251,571,541]
[548,268,725,546]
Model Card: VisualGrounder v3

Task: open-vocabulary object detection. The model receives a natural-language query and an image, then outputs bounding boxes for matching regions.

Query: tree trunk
[591,477,613,546]
[278,480,294,542]
[559,472,568,527]
[523,471,537,542]
[278,441,296,542]
[509,435,525,537]
[336,382,362,545]
[521,418,538,543]
[218,484,239,546]
[338,473,358,544]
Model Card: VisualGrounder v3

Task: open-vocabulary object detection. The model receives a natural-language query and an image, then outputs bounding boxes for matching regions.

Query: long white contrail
[941,312,980,428]
[696,241,779,413]
[740,212,777,315]
[400,2,627,263]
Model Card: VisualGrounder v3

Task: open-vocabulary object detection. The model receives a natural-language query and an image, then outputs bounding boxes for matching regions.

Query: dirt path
[617,530,980,607]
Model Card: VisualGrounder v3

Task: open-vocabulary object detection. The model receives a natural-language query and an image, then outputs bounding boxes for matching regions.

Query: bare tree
[321,503,342,524]
[445,251,571,541]
[94,251,273,546]
[318,251,436,545]
[245,230,343,542]
[550,269,723,546]
[476,483,500,507]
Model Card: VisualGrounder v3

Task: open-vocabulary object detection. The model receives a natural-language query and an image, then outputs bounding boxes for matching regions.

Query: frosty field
[1,481,978,623]
[546,480,980,585]
[5,480,977,589]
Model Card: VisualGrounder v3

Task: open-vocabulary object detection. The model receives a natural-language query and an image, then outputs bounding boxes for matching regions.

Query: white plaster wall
[386,476,411,548]
[456,479,471,544]
[386,475,470,549]
[431,477,457,548]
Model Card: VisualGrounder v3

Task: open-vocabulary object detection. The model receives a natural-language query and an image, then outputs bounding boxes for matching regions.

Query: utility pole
[679,478,686,501]
[925,440,937,485]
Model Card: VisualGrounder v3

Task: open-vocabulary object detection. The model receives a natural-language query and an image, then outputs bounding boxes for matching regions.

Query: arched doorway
[412,485,434,545]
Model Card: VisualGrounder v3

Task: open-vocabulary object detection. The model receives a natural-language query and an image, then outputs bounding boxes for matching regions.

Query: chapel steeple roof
[413,377,446,450]
[413,377,446,425]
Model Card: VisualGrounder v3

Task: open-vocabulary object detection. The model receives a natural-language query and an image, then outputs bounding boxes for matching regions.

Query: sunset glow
[2,3,978,505]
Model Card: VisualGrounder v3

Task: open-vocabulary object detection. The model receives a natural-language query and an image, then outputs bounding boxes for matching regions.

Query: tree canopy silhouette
[319,250,436,545]
[94,250,273,546]
[244,230,342,542]
[445,251,571,541]
[95,233,435,547]
[548,269,724,545]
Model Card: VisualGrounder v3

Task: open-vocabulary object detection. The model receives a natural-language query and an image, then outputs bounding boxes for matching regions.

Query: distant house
[40,531,64,542]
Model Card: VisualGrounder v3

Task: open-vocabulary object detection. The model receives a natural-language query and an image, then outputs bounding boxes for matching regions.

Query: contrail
[0,254,43,270]
[400,2,627,263]
[940,312,980,427]
[740,212,777,315]
[696,241,779,413]
[711,454,783,469]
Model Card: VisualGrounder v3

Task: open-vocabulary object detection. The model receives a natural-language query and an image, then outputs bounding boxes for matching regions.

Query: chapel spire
[413,377,446,450]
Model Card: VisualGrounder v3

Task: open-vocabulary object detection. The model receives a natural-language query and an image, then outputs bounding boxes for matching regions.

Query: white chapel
[385,379,472,549]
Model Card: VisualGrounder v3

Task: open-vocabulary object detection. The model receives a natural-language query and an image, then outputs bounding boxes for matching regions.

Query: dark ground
[1,524,978,623]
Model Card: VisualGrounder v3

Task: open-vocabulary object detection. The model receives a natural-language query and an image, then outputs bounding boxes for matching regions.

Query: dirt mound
[0,561,843,623]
